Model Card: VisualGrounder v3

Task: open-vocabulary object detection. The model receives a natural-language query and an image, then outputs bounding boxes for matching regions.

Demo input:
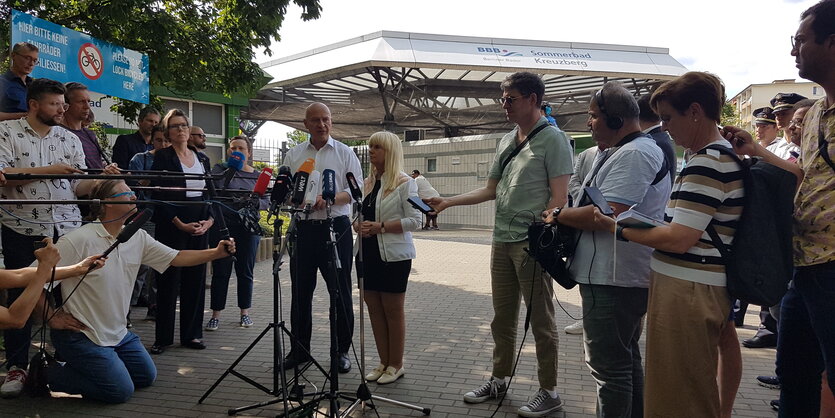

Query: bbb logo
[476,47,523,57]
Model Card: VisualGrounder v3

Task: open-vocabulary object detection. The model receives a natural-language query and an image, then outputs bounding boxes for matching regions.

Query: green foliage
[258,211,290,237]
[2,0,322,121]
[721,103,742,128]
[88,121,112,159]
[286,129,308,146]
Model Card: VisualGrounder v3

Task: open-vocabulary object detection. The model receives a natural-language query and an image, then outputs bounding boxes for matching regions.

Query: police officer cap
[770,93,808,112]
[753,107,776,125]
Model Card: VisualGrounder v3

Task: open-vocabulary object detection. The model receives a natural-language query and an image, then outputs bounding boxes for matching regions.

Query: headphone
[595,89,624,130]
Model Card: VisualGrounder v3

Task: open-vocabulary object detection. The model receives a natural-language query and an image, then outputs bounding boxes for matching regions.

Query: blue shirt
[0,70,32,114]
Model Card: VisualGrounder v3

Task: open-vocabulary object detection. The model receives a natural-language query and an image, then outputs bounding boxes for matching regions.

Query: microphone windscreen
[227,151,245,171]
[298,158,315,175]
[290,159,315,206]
[303,170,321,207]
[321,169,336,203]
[278,165,291,176]
[271,173,292,204]
[253,167,272,197]
[346,172,362,201]
[116,209,153,244]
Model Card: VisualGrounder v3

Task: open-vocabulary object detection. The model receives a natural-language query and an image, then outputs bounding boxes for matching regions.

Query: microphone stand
[341,193,429,417]
[200,205,328,417]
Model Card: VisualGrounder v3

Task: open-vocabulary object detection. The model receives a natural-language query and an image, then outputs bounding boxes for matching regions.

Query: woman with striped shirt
[595,72,744,417]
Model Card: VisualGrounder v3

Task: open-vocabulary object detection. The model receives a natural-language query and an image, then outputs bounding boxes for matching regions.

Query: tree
[721,103,742,128]
[1,0,321,122]
[286,129,309,146]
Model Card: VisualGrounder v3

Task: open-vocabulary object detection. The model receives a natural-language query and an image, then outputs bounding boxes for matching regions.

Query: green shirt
[489,118,574,242]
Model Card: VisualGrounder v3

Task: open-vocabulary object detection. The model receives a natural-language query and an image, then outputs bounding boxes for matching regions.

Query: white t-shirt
[413,175,439,199]
[181,151,206,198]
[40,222,179,346]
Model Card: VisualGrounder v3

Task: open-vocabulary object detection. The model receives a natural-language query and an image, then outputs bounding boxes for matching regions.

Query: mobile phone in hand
[407,196,435,214]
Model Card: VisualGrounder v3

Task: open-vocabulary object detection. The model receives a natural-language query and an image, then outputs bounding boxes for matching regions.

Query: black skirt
[359,236,411,293]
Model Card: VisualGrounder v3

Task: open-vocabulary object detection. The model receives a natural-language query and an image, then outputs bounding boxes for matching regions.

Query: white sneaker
[1,366,27,398]
[365,364,386,381]
[376,366,405,384]
[564,320,584,335]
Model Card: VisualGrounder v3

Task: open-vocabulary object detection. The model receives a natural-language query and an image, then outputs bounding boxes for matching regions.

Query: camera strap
[500,123,549,173]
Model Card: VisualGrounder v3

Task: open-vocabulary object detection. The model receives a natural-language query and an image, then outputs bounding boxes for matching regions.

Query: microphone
[321,169,336,205]
[253,167,273,197]
[97,209,153,264]
[268,168,292,219]
[303,170,321,215]
[290,158,315,206]
[346,172,362,202]
[222,151,246,189]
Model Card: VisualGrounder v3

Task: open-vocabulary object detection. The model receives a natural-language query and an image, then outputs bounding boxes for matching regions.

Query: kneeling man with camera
[542,82,670,417]
[39,180,235,403]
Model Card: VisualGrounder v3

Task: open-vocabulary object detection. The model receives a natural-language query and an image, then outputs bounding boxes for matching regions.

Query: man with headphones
[543,81,671,417]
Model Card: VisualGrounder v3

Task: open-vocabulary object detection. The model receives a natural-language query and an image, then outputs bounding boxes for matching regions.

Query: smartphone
[582,186,614,216]
[407,196,435,214]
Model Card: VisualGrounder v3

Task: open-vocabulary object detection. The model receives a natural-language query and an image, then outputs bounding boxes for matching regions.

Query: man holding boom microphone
[280,102,362,374]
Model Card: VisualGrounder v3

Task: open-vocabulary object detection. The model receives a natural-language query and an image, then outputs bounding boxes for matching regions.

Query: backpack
[704,145,796,306]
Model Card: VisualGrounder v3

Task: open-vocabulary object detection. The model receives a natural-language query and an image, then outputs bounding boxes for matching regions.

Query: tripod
[199,208,327,416]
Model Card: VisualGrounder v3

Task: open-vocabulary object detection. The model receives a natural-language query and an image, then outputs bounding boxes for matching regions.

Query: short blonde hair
[368,131,404,195]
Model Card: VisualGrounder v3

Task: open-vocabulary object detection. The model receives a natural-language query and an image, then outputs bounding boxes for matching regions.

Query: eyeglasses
[791,35,805,50]
[789,118,805,127]
[190,133,206,139]
[499,94,531,105]
[168,123,189,131]
[109,191,136,199]
[13,54,38,65]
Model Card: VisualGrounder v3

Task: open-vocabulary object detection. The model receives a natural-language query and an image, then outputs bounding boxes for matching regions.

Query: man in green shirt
[429,71,573,417]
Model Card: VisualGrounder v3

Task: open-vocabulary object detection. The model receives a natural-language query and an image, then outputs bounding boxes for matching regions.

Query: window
[477,162,488,179]
[192,102,224,136]
[162,99,190,119]
[427,158,437,173]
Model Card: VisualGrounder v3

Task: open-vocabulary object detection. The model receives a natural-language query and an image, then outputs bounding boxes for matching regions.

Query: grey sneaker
[463,377,507,403]
[518,388,564,417]
[205,318,219,331]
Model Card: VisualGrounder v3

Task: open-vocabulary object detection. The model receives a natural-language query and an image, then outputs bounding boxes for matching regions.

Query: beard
[36,110,62,127]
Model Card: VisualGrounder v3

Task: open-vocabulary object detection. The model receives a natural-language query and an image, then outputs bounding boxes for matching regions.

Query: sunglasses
[499,94,531,105]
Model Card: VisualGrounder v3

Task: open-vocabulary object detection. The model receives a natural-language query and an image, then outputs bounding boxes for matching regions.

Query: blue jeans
[210,226,260,311]
[49,330,156,403]
[580,284,648,418]
[777,261,835,417]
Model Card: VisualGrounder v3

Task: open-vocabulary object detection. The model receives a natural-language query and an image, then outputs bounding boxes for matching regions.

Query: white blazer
[360,173,423,262]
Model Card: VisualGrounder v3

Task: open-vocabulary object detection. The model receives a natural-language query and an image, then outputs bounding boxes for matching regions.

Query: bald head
[304,102,333,145]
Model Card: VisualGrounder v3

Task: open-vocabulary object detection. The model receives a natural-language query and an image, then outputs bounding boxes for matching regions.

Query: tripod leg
[199,323,274,403]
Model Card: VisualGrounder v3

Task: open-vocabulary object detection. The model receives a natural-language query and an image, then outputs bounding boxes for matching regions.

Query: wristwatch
[551,207,563,225]
[616,225,629,242]
[380,223,386,234]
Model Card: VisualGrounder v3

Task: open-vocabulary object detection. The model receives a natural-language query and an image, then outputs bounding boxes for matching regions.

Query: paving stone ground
[0,229,781,417]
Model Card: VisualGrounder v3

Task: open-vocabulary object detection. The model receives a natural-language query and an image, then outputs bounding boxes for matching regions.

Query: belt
[298,215,348,226]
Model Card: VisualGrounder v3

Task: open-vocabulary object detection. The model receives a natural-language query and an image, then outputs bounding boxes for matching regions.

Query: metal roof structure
[243,31,688,140]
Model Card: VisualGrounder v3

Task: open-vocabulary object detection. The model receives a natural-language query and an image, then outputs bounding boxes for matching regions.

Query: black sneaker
[756,375,780,389]
[518,388,564,417]
[463,377,507,403]
[770,399,780,411]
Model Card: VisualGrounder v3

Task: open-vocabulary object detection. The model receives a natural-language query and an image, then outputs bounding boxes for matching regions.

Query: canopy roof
[243,31,688,139]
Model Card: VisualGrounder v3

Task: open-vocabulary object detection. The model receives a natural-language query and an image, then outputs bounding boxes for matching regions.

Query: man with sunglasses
[0,43,39,122]
[189,126,207,150]
[0,78,116,398]
[428,72,573,417]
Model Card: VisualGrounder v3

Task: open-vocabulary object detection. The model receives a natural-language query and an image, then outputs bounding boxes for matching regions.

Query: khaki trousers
[490,240,559,389]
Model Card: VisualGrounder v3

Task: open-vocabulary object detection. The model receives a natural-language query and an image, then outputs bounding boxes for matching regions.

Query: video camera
[527,221,577,290]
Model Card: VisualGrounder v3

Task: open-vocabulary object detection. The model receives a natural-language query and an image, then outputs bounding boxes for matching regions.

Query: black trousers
[154,225,208,346]
[1,226,45,369]
[289,216,354,355]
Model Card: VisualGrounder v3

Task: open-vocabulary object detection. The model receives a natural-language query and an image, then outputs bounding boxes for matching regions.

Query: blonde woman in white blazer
[355,131,422,385]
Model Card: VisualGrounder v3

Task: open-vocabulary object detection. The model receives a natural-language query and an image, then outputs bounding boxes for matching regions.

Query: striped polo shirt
[651,140,745,287]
